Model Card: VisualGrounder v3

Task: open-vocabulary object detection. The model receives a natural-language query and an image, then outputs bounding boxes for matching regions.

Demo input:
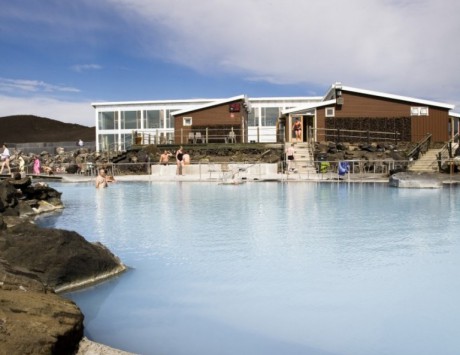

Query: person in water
[95,168,108,188]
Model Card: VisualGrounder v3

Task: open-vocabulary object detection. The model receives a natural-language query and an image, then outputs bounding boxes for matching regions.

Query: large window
[121,133,133,150]
[248,109,258,127]
[121,110,141,129]
[98,111,118,130]
[164,110,174,128]
[261,107,280,126]
[98,133,118,152]
[144,110,161,128]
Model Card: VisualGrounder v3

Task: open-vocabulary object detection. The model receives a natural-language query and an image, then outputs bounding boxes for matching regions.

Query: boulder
[0,223,126,292]
[0,178,64,218]
[0,287,83,355]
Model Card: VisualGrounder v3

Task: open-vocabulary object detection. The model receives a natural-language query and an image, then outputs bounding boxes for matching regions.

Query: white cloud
[0,95,94,127]
[0,78,80,94]
[105,0,460,105]
[71,64,102,73]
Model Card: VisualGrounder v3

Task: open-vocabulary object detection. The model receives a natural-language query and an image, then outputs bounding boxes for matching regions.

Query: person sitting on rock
[43,166,54,175]
[18,154,25,173]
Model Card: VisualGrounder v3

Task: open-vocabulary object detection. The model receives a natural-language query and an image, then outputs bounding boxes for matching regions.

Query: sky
[1,0,459,127]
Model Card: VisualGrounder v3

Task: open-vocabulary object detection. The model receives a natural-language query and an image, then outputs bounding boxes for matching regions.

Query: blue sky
[1,0,459,127]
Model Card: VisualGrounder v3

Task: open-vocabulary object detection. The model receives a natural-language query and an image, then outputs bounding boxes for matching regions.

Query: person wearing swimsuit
[176,146,184,175]
[293,119,302,142]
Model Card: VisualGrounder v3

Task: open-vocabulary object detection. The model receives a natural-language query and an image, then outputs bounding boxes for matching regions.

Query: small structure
[279,83,455,144]
[171,95,251,144]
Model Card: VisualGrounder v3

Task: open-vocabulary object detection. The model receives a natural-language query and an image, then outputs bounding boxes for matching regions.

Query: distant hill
[0,115,95,144]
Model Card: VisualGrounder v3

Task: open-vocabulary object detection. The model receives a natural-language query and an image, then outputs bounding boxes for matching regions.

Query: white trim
[92,98,218,108]
[325,107,335,117]
[282,99,337,115]
[183,117,192,126]
[249,96,322,102]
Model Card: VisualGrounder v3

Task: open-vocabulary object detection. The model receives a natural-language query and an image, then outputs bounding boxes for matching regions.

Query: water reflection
[38,182,460,355]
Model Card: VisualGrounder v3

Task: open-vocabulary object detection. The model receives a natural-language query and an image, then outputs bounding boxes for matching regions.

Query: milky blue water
[36,181,460,355]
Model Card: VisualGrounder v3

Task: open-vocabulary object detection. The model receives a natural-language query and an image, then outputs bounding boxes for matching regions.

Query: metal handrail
[436,132,459,171]
[406,133,432,160]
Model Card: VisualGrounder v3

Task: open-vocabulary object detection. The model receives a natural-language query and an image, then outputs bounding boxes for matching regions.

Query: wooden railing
[313,128,401,145]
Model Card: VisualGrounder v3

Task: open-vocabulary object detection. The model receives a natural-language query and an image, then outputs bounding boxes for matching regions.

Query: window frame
[325,107,335,117]
[183,117,192,126]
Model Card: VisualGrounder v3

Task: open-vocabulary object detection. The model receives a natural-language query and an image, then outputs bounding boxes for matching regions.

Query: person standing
[159,150,172,165]
[293,118,302,142]
[0,144,11,175]
[286,144,295,172]
[33,156,41,175]
[176,146,184,175]
[182,151,190,175]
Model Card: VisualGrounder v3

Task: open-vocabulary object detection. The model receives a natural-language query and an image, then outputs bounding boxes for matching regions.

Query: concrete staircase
[407,148,440,172]
[289,142,317,176]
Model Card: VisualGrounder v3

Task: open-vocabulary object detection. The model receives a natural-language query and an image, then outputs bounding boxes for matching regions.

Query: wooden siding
[316,107,327,142]
[330,91,450,142]
[174,99,247,143]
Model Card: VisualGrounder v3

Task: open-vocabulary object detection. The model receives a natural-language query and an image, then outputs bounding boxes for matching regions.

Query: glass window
[326,107,335,117]
[144,110,161,128]
[121,133,133,150]
[163,110,174,128]
[261,107,280,126]
[98,133,118,152]
[98,111,118,130]
[248,109,258,127]
[121,111,141,129]
[183,117,192,126]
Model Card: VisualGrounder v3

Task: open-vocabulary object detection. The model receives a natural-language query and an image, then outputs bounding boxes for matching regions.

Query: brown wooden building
[172,95,250,144]
[281,84,455,144]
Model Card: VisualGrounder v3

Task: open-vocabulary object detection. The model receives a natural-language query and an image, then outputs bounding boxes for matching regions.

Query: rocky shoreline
[0,175,127,354]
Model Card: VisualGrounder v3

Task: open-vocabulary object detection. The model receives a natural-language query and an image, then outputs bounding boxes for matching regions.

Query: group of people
[284,118,302,173]
[0,143,40,176]
[159,147,190,175]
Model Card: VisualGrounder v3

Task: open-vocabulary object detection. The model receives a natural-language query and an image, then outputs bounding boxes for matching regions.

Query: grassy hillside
[0,115,95,143]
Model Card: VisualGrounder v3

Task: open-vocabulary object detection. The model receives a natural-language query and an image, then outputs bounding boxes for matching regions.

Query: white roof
[282,99,337,115]
[92,98,218,108]
[450,112,460,118]
[324,83,455,110]
[248,96,322,102]
[171,95,248,116]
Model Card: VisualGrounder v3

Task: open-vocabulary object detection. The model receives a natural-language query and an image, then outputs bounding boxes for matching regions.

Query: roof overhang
[324,83,455,110]
[171,95,249,116]
[91,98,219,108]
[281,99,337,115]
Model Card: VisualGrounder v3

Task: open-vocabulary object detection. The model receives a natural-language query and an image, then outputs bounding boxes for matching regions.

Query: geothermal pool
[37,181,460,355]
